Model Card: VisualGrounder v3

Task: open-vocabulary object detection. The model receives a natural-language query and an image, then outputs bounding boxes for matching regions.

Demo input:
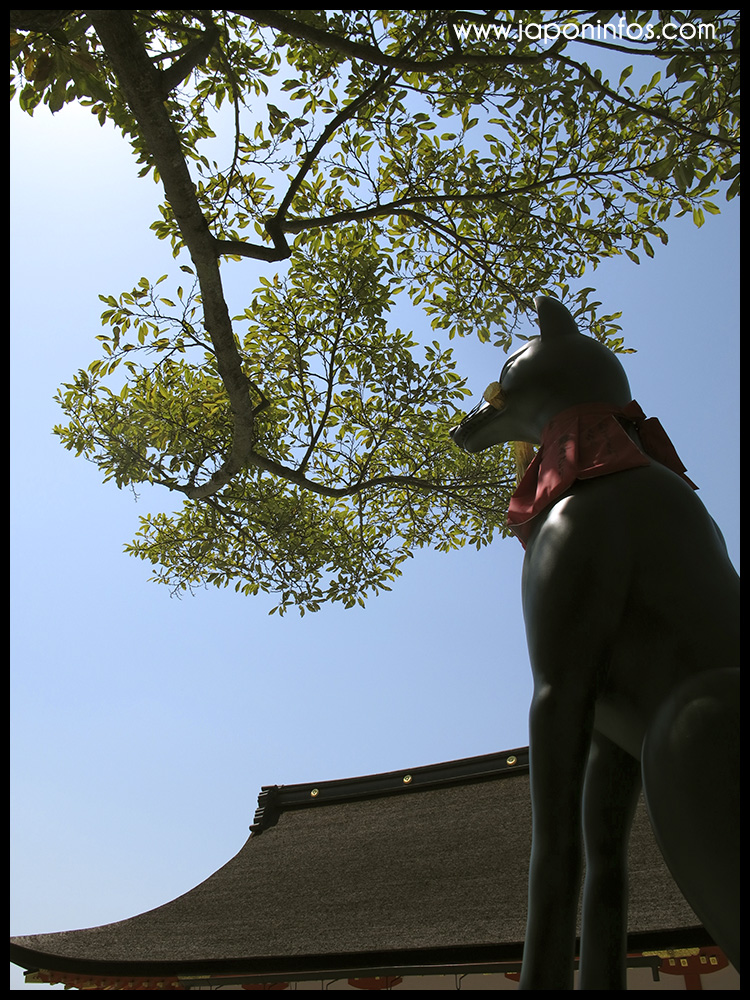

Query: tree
[10,10,740,612]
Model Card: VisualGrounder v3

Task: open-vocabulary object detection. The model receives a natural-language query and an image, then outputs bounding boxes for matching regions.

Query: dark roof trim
[251,747,529,834]
[12,927,715,983]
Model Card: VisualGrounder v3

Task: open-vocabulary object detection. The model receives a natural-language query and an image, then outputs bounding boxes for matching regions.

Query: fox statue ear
[535,295,579,338]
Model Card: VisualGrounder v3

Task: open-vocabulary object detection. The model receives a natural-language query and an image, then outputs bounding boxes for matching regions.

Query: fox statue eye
[483,381,506,410]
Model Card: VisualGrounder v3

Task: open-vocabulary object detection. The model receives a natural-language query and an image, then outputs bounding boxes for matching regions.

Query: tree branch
[228,9,547,71]
[270,67,398,226]
[278,163,656,237]
[85,10,261,497]
[213,236,290,261]
[186,447,513,502]
[158,19,220,97]
[555,53,740,151]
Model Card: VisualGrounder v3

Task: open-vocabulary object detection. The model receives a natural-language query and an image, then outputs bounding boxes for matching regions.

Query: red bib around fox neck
[508,400,698,547]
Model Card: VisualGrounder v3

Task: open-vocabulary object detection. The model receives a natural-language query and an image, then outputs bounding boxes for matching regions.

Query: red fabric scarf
[507,400,698,547]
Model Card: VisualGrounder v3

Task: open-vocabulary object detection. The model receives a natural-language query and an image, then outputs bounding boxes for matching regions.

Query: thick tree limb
[213,236,290,261]
[85,10,263,498]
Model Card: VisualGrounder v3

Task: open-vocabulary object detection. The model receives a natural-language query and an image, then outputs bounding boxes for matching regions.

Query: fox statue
[450,296,739,990]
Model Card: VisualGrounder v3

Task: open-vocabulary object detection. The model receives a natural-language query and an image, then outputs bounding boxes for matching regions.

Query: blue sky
[10,84,739,989]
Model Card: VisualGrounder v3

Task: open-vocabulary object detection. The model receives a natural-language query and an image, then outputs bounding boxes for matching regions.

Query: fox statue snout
[450,295,632,452]
[450,296,631,454]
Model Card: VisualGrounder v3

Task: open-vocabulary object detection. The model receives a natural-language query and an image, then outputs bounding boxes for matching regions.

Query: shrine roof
[10,747,705,982]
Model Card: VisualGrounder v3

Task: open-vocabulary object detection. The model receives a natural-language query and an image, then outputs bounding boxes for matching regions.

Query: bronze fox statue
[451,296,739,990]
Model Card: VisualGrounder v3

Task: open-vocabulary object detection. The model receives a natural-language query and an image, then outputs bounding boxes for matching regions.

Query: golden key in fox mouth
[482,381,506,410]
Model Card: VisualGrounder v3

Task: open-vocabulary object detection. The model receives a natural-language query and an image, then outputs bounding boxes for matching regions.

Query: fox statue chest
[518,460,739,759]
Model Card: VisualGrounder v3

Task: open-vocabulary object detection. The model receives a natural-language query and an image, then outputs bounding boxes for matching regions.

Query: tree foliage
[10,10,740,611]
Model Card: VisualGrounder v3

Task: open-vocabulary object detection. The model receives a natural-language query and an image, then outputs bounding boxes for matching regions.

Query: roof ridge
[250,746,529,834]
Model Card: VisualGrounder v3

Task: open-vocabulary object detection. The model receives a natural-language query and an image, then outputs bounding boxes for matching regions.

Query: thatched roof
[11,748,707,984]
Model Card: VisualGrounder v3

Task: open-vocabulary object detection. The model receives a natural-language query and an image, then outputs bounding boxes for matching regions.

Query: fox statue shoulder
[451,297,739,990]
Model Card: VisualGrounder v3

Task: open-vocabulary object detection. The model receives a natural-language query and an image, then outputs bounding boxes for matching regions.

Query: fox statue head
[450,296,632,453]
